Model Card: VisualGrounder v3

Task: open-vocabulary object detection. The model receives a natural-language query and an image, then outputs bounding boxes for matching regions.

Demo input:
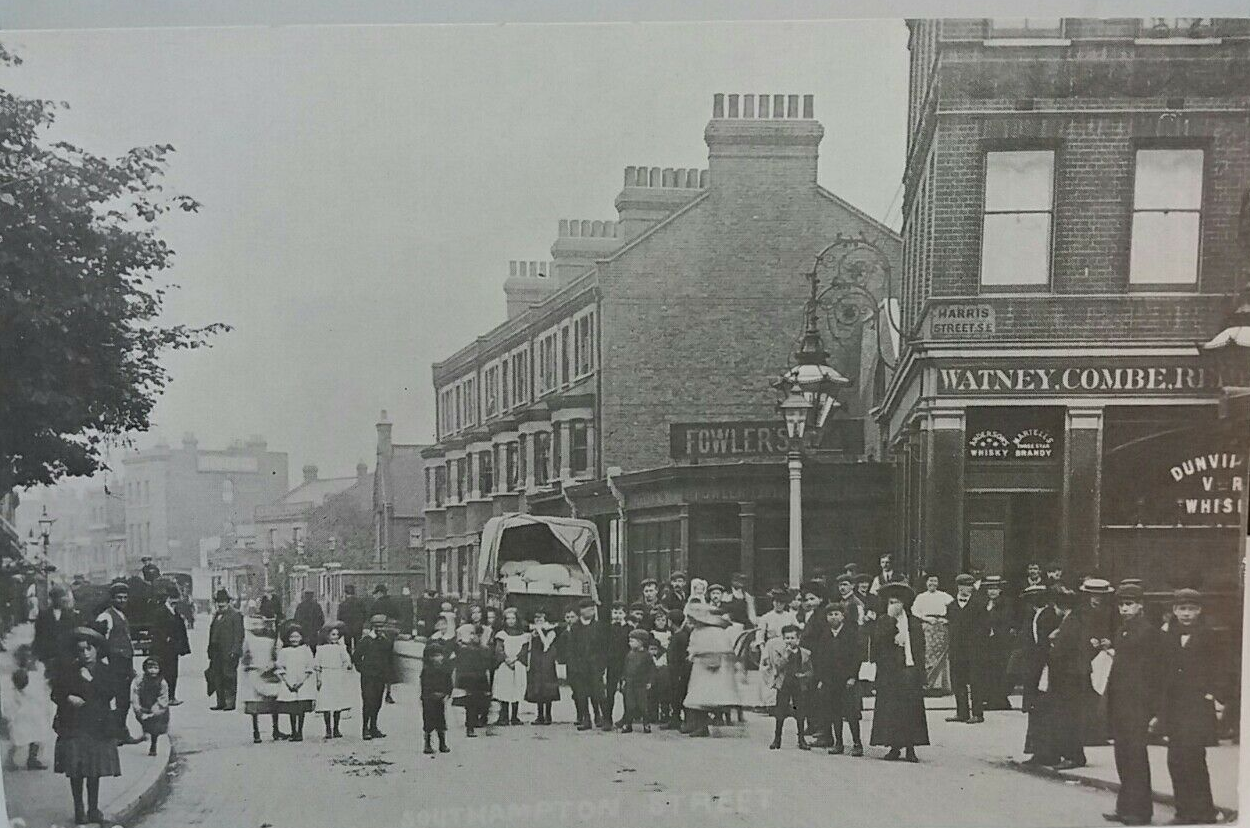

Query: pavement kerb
[104,735,175,826]
[993,758,1239,824]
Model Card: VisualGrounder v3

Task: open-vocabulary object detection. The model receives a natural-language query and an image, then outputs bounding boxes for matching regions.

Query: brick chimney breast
[302,464,318,484]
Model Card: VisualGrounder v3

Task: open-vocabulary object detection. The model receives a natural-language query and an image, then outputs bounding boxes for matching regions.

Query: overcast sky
[3,20,909,487]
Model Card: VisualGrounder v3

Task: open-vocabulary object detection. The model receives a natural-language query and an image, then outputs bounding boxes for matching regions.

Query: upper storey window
[987,18,1063,38]
[980,150,1054,289]
[1130,149,1203,287]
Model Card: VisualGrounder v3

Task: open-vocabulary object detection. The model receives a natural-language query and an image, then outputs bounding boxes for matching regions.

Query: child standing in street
[619,629,656,733]
[3,641,54,770]
[648,639,670,726]
[491,607,529,726]
[452,623,493,738]
[605,603,631,725]
[352,614,394,740]
[420,643,453,755]
[315,623,355,739]
[768,625,812,750]
[52,627,120,826]
[274,624,316,742]
[525,609,561,725]
[129,657,170,756]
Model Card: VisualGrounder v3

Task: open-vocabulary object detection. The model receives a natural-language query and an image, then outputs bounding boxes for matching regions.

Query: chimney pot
[803,94,814,118]
[379,409,389,422]
[712,93,725,118]
[699,169,710,188]
[558,219,569,237]
[580,219,592,236]
[569,220,580,237]
[773,94,785,118]
[728,94,739,118]
[624,166,636,186]
[662,168,674,187]
[302,464,318,484]
[649,167,660,186]
[592,220,604,237]
[509,260,518,276]
[758,94,770,118]
[635,166,647,186]
[787,94,799,118]
[357,462,368,480]
[743,94,755,118]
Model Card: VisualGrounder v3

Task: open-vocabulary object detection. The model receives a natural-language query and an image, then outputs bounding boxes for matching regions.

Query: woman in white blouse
[910,575,953,695]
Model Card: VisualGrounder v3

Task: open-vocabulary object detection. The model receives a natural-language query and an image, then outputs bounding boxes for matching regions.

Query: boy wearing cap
[946,573,989,724]
[352,614,394,740]
[1154,589,1223,825]
[619,629,657,733]
[1103,582,1161,826]
[95,582,143,744]
[834,575,865,627]
[604,602,631,725]
[567,598,611,731]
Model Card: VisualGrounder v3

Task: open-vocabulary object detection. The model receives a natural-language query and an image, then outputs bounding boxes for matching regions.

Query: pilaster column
[923,407,966,583]
[585,420,597,479]
[739,501,756,590]
[558,422,572,482]
[523,435,536,492]
[1065,406,1104,576]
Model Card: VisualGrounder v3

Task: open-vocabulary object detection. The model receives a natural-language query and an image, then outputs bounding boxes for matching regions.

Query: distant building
[121,433,289,573]
[372,411,429,574]
[83,486,126,581]
[255,462,367,555]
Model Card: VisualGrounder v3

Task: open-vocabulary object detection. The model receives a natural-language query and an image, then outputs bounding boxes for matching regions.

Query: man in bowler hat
[207,588,244,711]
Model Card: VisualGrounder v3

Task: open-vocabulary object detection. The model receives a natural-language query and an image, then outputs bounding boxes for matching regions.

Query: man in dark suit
[1103,582,1161,826]
[1154,589,1223,826]
[816,602,864,755]
[659,572,688,613]
[150,583,191,704]
[207,589,244,711]
[566,597,609,731]
[1043,586,1090,769]
[32,585,80,678]
[946,573,990,724]
[336,584,368,653]
[293,590,325,653]
[94,581,143,743]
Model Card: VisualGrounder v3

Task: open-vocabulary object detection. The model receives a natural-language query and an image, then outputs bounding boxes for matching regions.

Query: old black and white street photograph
[1,3,1248,827]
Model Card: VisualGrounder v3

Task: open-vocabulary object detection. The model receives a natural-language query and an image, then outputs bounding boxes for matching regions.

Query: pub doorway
[965,492,1060,585]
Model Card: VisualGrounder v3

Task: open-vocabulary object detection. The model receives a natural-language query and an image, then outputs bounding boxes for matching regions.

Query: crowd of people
[0,553,1235,827]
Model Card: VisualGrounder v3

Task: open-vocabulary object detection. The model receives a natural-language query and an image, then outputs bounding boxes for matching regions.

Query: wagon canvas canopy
[476,514,603,603]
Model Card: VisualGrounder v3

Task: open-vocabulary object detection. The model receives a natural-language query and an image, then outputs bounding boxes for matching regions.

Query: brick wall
[599,183,901,474]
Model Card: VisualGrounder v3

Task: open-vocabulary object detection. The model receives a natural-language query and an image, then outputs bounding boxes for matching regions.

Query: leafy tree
[0,45,229,493]
[305,486,377,569]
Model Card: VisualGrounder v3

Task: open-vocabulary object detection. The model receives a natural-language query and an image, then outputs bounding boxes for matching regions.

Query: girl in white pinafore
[314,623,355,740]
[490,607,529,726]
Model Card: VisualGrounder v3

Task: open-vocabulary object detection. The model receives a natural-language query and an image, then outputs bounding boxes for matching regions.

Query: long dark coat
[336,595,368,640]
[870,614,929,747]
[947,595,990,667]
[1158,624,1222,747]
[150,604,192,663]
[1031,611,1089,758]
[524,629,561,703]
[33,606,81,673]
[1105,615,1162,741]
[207,606,244,663]
[293,599,326,647]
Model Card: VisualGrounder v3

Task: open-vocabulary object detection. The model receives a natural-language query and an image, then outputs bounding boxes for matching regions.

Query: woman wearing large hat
[51,626,121,825]
[869,581,929,761]
[682,595,741,736]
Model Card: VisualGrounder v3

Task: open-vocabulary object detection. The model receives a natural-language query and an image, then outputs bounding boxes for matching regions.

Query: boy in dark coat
[819,603,863,755]
[667,611,691,732]
[420,643,453,754]
[768,625,812,750]
[1040,586,1089,769]
[566,598,610,731]
[351,614,394,740]
[1154,589,1223,826]
[619,629,657,733]
[604,602,632,725]
[1103,582,1161,826]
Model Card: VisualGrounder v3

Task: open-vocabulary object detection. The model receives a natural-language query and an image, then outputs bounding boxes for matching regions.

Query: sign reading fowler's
[669,420,865,459]
[934,359,1232,397]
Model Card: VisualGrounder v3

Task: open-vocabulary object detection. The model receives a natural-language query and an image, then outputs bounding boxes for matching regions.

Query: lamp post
[37,505,56,596]
[775,233,894,589]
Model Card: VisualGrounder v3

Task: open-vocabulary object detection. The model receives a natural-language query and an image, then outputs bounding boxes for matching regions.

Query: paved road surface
[139,619,1120,828]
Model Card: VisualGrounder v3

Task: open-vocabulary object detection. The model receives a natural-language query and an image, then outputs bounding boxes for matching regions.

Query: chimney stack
[549,219,622,285]
[613,165,707,243]
[704,93,822,190]
[302,464,319,484]
[376,410,393,458]
[356,461,369,481]
[503,260,556,318]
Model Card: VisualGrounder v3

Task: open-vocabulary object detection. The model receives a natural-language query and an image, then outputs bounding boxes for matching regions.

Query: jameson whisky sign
[935,358,1226,397]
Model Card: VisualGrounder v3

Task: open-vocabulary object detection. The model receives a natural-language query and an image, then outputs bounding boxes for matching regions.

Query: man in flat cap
[1154,588,1223,826]
[95,581,142,743]
[946,573,989,724]
[566,597,610,731]
[352,613,394,739]
[1103,581,1161,826]
[659,572,688,613]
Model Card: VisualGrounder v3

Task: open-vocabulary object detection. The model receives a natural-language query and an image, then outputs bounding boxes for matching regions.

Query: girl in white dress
[490,607,529,725]
[314,623,354,739]
[274,624,317,742]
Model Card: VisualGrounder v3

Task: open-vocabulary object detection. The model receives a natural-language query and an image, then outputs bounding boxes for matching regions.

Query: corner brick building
[878,18,1250,618]
[424,93,900,601]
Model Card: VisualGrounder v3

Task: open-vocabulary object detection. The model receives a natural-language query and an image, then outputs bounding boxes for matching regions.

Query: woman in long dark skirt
[525,609,561,724]
[52,627,122,825]
[870,582,929,762]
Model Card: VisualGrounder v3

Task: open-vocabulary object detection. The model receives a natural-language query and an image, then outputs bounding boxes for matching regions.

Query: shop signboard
[669,419,864,460]
[965,407,1063,461]
[933,356,1233,397]
[924,302,996,339]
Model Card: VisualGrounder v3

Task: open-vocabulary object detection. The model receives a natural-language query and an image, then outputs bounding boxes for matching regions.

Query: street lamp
[774,235,895,587]
[37,505,56,594]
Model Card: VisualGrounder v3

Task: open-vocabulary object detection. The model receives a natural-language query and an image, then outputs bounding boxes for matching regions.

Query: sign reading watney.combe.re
[933,357,1232,397]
